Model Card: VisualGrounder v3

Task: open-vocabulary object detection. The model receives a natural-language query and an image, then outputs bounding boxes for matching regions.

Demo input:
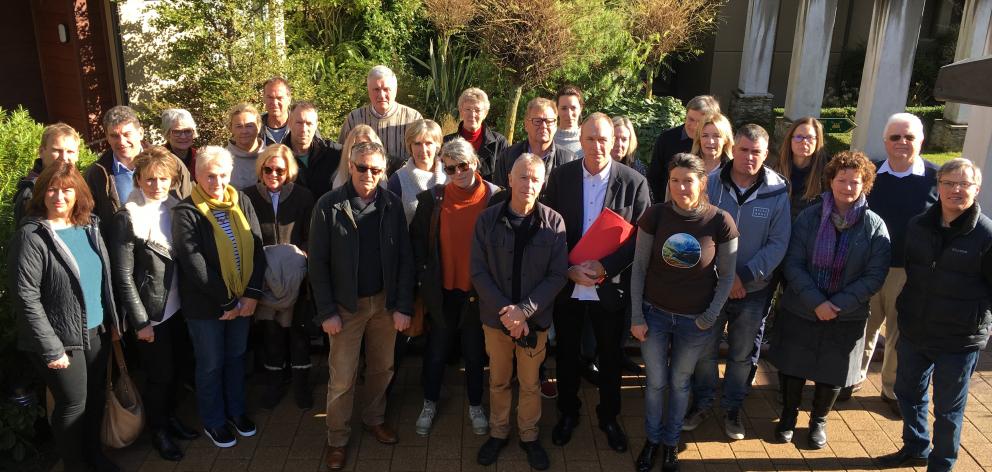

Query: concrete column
[964,22,992,212]
[782,0,839,121]
[850,0,926,160]
[730,0,781,129]
[932,0,992,150]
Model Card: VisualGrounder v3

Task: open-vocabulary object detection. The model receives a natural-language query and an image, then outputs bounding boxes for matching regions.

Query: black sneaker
[519,440,550,470]
[204,424,237,448]
[227,415,257,437]
[661,444,679,472]
[477,437,508,465]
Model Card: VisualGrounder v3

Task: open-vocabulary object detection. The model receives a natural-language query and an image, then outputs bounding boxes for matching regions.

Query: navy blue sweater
[866,160,938,267]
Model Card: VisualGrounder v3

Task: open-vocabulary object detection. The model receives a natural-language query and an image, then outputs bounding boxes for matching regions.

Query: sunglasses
[443,162,472,175]
[263,166,285,176]
[887,134,917,142]
[353,163,385,176]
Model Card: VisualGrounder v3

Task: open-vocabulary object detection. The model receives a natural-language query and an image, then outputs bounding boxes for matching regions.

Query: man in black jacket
[286,101,342,199]
[646,95,720,202]
[879,158,992,471]
[491,97,576,188]
[542,113,651,454]
[308,141,414,471]
[13,123,81,225]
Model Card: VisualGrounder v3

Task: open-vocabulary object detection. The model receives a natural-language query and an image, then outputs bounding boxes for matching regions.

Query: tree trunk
[269,0,287,59]
[644,65,655,100]
[505,85,523,144]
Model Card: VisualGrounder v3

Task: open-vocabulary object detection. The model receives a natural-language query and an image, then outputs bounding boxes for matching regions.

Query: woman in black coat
[172,145,266,449]
[769,151,890,449]
[243,144,315,410]
[110,146,200,461]
[10,163,123,472]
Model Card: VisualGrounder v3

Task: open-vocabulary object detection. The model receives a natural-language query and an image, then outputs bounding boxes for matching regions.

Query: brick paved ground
[86,348,992,472]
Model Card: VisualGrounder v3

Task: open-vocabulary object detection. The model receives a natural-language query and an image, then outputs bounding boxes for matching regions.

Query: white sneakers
[415,400,490,436]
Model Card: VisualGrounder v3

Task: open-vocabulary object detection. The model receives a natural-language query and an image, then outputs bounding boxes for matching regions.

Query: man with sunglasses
[856,113,938,412]
[491,97,576,189]
[285,101,342,199]
[308,141,415,471]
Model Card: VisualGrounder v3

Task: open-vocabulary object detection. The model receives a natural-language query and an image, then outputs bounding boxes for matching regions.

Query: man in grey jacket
[685,124,791,440]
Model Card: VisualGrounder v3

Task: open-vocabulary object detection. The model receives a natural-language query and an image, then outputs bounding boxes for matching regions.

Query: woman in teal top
[10,163,121,472]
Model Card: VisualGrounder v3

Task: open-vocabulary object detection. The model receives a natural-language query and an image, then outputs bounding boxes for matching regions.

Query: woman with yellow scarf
[172,146,266,448]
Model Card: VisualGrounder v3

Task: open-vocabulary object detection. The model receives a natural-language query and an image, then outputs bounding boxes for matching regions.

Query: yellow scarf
[191,184,254,300]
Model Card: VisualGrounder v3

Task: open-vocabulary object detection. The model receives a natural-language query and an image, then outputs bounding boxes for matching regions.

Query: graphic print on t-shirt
[662,232,702,269]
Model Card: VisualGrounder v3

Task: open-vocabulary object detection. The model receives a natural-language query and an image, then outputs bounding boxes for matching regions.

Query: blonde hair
[227,102,261,131]
[611,116,639,164]
[404,119,443,157]
[39,123,81,152]
[458,88,490,111]
[690,113,734,161]
[332,124,383,189]
[256,144,299,183]
[526,97,557,117]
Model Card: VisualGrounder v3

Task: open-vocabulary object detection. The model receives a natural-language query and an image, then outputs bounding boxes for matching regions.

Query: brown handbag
[101,340,144,448]
[402,293,428,337]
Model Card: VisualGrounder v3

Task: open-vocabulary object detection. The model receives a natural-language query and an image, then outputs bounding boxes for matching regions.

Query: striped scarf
[811,191,866,294]
[192,184,255,300]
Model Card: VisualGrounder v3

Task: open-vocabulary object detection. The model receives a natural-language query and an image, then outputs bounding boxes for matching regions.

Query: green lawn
[823,132,960,166]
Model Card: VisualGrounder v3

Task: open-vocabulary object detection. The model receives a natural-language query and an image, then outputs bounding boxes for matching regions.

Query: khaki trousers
[325,292,397,447]
[483,325,548,442]
[860,268,906,398]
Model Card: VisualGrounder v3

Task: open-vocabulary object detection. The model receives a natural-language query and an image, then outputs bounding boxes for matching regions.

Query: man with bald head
[542,112,651,453]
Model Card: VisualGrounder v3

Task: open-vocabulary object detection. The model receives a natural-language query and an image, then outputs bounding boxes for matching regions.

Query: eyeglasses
[263,166,285,176]
[939,180,976,190]
[529,118,557,128]
[443,162,472,175]
[887,134,917,142]
[170,129,194,137]
[353,163,385,176]
[792,134,816,143]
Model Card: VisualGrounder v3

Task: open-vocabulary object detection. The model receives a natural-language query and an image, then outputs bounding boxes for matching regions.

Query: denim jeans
[895,339,980,472]
[641,303,717,446]
[186,317,250,429]
[692,288,771,412]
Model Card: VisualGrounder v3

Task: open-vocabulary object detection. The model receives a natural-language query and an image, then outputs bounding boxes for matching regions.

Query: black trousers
[33,328,110,472]
[260,320,312,371]
[554,297,624,422]
[134,314,194,430]
[421,289,486,405]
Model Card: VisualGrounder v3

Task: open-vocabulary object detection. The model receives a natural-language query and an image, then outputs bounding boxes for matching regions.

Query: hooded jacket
[707,164,792,293]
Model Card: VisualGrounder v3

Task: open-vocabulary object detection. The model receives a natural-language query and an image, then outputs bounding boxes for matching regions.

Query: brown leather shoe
[325,446,347,470]
[365,423,398,444]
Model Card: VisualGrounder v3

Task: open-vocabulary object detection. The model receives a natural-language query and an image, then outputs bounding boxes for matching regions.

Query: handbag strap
[105,339,130,388]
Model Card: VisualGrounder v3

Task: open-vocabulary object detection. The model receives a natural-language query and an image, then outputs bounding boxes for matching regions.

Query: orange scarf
[440,174,488,291]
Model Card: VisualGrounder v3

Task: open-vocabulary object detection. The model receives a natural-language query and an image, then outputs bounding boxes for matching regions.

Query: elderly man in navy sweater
[847,113,938,412]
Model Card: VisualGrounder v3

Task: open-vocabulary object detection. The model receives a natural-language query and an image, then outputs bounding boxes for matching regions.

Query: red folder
[568,208,635,265]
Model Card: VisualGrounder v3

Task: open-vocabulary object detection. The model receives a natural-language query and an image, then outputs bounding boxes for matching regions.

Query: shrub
[601,95,685,163]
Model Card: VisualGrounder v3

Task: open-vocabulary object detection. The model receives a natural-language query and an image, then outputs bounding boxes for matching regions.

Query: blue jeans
[186,317,250,429]
[641,303,717,446]
[692,288,771,412]
[895,339,980,472]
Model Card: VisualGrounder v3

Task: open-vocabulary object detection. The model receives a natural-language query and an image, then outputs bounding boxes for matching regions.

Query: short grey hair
[349,141,387,164]
[103,105,142,132]
[938,158,983,187]
[439,137,479,167]
[160,108,197,136]
[195,145,233,176]
[686,95,721,116]
[735,123,769,145]
[883,112,925,140]
[367,65,398,86]
[510,153,546,179]
[458,87,490,110]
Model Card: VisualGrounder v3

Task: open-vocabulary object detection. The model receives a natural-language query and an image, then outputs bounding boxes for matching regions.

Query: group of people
[9,64,990,472]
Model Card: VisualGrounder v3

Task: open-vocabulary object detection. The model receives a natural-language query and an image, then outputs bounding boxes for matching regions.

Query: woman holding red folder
[629,153,739,472]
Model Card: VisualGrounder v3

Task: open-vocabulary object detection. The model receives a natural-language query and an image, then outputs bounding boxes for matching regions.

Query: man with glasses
[491,97,576,188]
[879,158,991,471]
[855,113,938,413]
[308,141,415,471]
[285,101,342,198]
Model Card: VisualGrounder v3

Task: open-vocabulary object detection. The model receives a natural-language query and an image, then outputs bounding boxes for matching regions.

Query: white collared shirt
[877,157,925,178]
[571,159,612,301]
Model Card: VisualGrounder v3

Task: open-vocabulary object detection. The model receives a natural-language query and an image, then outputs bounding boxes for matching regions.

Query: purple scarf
[811,191,866,294]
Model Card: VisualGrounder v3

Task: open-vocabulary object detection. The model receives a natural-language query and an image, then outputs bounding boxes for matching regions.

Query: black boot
[293,368,313,410]
[260,368,286,410]
[636,440,660,472]
[661,444,679,472]
[808,383,840,450]
[152,429,184,461]
[167,416,200,440]
[776,374,804,443]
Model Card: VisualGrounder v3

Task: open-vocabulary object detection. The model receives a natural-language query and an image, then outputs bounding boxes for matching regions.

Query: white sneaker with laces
[468,405,489,435]
[416,400,437,436]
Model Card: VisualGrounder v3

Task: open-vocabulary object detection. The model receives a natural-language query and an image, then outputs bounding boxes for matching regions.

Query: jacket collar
[717,164,789,200]
[254,182,295,204]
[920,201,982,235]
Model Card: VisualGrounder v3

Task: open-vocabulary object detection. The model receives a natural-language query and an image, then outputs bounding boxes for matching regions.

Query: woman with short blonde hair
[225,103,264,189]
[387,119,447,224]
[443,87,507,181]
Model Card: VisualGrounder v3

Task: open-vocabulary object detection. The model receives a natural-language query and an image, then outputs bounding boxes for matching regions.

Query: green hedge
[0,108,99,462]
[601,96,686,163]
[774,105,945,134]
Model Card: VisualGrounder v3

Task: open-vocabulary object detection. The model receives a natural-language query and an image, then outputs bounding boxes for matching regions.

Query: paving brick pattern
[87,350,992,471]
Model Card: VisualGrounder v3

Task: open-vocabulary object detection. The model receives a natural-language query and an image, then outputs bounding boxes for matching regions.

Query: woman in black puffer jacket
[10,163,123,472]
